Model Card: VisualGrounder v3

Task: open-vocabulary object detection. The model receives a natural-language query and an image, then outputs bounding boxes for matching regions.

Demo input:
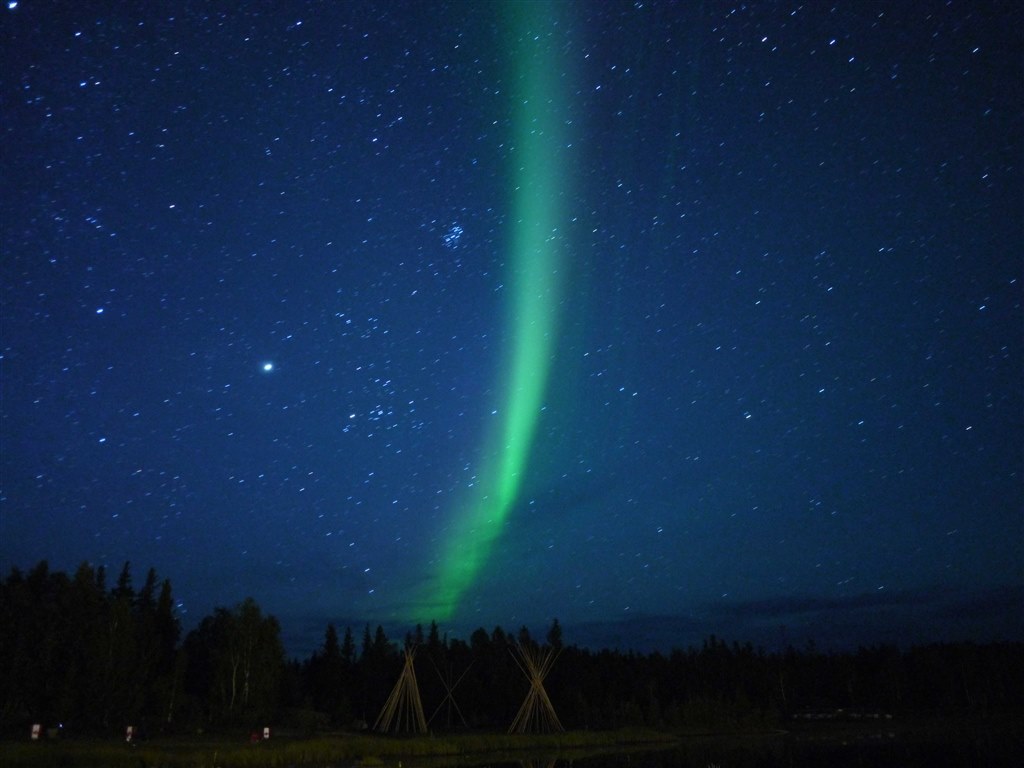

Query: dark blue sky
[2,0,1021,657]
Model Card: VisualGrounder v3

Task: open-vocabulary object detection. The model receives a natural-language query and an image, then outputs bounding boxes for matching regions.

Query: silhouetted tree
[183,598,284,724]
[341,626,356,667]
[4,561,1024,736]
[309,624,346,721]
[546,618,563,650]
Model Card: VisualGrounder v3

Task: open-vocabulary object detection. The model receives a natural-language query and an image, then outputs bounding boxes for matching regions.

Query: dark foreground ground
[0,726,674,768]
[1,716,1021,768]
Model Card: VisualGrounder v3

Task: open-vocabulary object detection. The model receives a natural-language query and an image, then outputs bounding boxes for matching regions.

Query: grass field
[0,727,679,767]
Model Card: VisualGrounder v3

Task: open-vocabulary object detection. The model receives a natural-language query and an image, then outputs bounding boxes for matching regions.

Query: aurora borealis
[2,1,1021,655]
[418,1,569,622]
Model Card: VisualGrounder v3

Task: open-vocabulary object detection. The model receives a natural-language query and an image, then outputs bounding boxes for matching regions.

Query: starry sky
[2,0,1021,657]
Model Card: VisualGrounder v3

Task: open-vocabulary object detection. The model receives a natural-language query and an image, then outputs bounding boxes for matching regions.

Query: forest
[2,561,1022,739]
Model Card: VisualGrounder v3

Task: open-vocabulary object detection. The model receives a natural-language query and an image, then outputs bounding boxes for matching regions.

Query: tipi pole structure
[373,646,428,734]
[508,642,564,734]
[428,658,472,730]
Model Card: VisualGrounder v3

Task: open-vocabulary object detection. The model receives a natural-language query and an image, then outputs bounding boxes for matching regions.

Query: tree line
[2,561,1022,737]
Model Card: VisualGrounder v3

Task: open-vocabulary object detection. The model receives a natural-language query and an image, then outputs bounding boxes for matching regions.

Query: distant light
[262,362,274,372]
[8,2,19,10]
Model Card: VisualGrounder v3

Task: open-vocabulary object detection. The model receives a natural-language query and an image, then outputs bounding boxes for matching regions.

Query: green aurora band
[418,3,568,622]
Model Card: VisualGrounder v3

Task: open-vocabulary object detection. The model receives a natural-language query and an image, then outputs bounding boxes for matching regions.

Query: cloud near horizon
[566,584,1024,654]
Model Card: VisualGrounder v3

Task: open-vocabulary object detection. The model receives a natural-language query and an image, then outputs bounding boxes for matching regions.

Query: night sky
[2,1,1021,657]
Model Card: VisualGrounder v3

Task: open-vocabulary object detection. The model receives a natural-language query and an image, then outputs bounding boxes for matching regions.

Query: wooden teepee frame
[374,646,428,734]
[428,658,472,730]
[508,642,563,734]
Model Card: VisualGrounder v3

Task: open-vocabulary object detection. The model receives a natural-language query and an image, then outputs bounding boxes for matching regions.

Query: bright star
[262,362,274,372]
